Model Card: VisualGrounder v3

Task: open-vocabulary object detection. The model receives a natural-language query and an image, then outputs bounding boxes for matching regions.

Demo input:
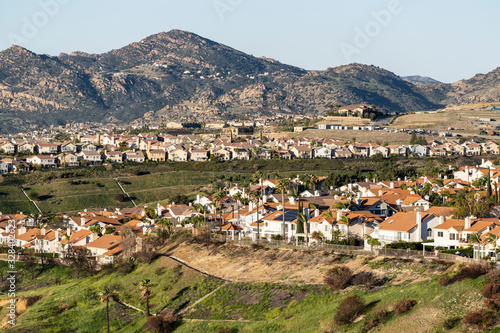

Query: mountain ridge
[0,29,498,132]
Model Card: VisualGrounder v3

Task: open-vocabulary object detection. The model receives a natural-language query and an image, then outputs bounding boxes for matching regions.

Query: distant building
[338,104,373,117]
[224,126,254,136]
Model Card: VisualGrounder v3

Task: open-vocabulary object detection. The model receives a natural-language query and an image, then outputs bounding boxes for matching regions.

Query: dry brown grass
[391,103,500,138]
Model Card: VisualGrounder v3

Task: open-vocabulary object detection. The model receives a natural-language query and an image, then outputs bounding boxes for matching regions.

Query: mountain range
[0,29,499,132]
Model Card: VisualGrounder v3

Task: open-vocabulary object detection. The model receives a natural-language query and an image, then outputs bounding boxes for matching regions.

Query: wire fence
[213,236,483,264]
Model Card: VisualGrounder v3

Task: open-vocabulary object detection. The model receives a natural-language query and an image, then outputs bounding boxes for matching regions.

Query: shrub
[324,265,354,290]
[483,269,500,310]
[146,313,178,333]
[352,271,374,288]
[463,309,497,328]
[443,317,460,330]
[115,259,136,275]
[364,318,380,330]
[394,299,417,314]
[334,295,366,325]
[438,263,491,286]
[457,263,490,280]
[219,327,238,333]
[373,309,392,321]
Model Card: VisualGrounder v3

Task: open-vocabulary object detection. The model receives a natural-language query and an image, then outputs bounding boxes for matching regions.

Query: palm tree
[310,174,319,190]
[100,287,113,333]
[276,179,290,240]
[139,278,151,316]
[322,209,334,239]
[470,232,482,260]
[232,192,242,224]
[193,203,207,228]
[340,215,352,244]
[486,232,498,260]
[365,235,380,253]
[335,201,352,211]
[213,191,224,231]
[251,190,261,240]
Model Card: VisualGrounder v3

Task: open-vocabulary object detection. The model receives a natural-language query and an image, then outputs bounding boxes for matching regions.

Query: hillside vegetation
[2,236,500,332]
[0,156,485,215]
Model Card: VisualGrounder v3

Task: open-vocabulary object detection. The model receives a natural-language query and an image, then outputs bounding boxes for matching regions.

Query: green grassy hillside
[1,238,500,332]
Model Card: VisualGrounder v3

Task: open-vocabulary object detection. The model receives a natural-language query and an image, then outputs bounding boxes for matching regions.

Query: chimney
[390,182,395,189]
[80,217,85,226]
[196,194,201,203]
[19,226,26,235]
[396,199,403,207]
[373,178,376,183]
[465,216,471,230]
[314,190,319,197]
[482,158,485,166]
[416,212,422,241]
[289,196,295,205]
[378,190,383,197]
[438,216,444,225]
[334,194,339,200]
[67,228,71,237]
[41,228,46,236]
[337,210,342,221]
[365,178,369,182]
[156,203,162,217]
[303,208,310,221]
[315,209,320,217]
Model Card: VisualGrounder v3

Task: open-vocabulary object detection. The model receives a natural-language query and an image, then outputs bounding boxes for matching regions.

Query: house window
[450,233,456,240]
[265,222,268,227]
[437,231,443,238]
[427,228,432,238]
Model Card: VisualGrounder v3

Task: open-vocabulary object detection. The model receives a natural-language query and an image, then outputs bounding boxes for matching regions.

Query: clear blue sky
[1,0,498,83]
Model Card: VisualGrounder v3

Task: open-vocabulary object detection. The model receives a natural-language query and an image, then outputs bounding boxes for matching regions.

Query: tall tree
[100,287,113,333]
[251,190,261,240]
[232,192,242,224]
[340,214,352,244]
[276,179,290,240]
[486,233,498,260]
[470,232,482,260]
[487,168,492,199]
[213,191,224,231]
[140,279,151,316]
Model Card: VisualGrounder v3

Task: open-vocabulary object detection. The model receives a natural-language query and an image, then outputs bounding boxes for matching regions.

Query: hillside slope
[0,30,445,132]
[2,239,499,332]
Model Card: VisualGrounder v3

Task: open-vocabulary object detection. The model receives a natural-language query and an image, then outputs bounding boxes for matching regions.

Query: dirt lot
[391,102,500,138]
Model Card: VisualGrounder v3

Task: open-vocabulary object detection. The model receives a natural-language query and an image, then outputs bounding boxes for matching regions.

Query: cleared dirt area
[391,103,500,138]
